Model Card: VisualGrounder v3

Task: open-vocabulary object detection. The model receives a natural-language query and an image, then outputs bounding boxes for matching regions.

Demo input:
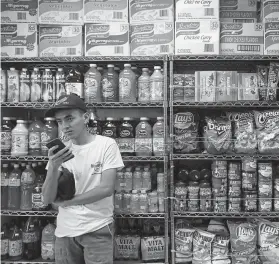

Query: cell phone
[46,138,74,162]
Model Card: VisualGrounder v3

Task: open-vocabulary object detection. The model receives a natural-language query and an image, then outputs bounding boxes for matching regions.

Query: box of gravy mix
[39,26,83,57]
[1,23,38,57]
[85,23,130,56]
[1,0,38,23]
[263,0,279,22]
[264,22,279,55]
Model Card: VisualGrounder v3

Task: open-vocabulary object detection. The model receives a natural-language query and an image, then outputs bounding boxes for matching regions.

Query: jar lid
[17,120,25,123]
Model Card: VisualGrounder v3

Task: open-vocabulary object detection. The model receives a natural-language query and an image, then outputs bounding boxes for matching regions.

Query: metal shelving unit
[170,55,279,61]
[1,210,57,217]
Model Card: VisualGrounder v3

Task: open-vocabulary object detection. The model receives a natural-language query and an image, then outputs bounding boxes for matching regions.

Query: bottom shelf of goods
[1,260,165,264]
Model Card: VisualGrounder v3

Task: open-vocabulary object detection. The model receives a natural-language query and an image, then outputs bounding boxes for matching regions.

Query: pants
[55,224,113,264]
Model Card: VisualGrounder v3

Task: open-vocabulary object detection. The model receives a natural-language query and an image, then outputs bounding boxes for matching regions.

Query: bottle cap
[17,120,25,123]
[123,117,132,121]
[3,117,12,120]
[10,68,16,70]
[140,117,149,121]
[22,68,27,71]
[106,117,114,121]
[14,164,19,168]
[141,190,146,193]
[154,66,161,70]
[44,117,56,121]
[157,117,164,121]
[107,64,114,68]
[142,68,149,71]
[124,64,131,67]
[90,64,97,67]
[3,164,8,168]
[34,67,39,71]
[132,190,138,194]
[57,68,63,72]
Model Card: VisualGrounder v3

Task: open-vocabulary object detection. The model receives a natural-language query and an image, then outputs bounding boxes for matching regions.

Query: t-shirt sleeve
[102,142,124,172]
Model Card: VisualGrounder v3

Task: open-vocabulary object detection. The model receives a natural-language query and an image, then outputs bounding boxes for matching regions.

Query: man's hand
[48,145,73,169]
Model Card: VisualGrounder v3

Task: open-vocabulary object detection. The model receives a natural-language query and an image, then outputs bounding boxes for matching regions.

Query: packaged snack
[203,116,232,154]
[114,235,141,260]
[257,65,269,101]
[175,228,195,263]
[173,112,200,153]
[195,71,217,102]
[184,74,195,102]
[238,73,259,101]
[264,22,279,55]
[213,196,227,213]
[254,110,279,154]
[267,62,279,101]
[141,236,165,261]
[263,0,279,22]
[212,234,230,261]
[216,71,238,101]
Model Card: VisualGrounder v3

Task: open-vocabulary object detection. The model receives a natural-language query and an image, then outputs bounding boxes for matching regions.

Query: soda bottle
[119,64,137,102]
[139,190,148,213]
[123,192,131,214]
[135,117,152,156]
[130,190,140,214]
[29,118,44,156]
[11,120,29,156]
[1,224,9,260]
[42,69,55,102]
[101,64,118,102]
[84,64,102,103]
[118,117,135,156]
[7,164,21,210]
[30,68,42,102]
[150,66,164,101]
[102,117,117,139]
[115,168,125,192]
[133,167,142,190]
[56,68,66,100]
[1,164,9,210]
[41,222,56,260]
[138,68,150,102]
[65,67,84,99]
[142,166,151,191]
[41,117,58,156]
[1,68,7,102]
[9,225,23,261]
[7,68,20,102]
[20,164,36,211]
[124,167,133,192]
[153,117,165,156]
[114,192,123,214]
[1,117,13,155]
[19,68,31,102]
[22,217,41,260]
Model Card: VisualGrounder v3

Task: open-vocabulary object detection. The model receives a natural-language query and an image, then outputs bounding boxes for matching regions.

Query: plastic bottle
[133,167,142,190]
[7,164,21,210]
[150,66,164,101]
[148,191,159,213]
[22,217,41,260]
[29,118,44,156]
[135,117,152,156]
[115,168,125,192]
[19,68,31,102]
[153,117,165,156]
[20,164,36,211]
[130,190,140,214]
[1,117,13,155]
[142,166,151,191]
[30,68,42,102]
[124,167,133,192]
[9,225,23,261]
[1,224,9,260]
[7,67,20,102]
[1,164,9,210]
[11,120,29,156]
[56,68,66,100]
[42,69,55,102]
[101,64,119,102]
[102,117,117,139]
[41,118,58,156]
[41,223,56,260]
[118,117,135,156]
[97,67,104,76]
[84,64,102,103]
[119,64,137,102]
[139,190,148,213]
[66,68,84,98]
[114,192,123,214]
[1,68,7,102]
[123,192,131,214]
[138,68,150,102]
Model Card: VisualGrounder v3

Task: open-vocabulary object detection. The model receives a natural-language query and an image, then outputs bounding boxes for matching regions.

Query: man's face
[55,109,86,140]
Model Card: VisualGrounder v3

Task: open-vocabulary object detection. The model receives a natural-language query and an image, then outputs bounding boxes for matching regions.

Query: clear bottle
[153,117,165,156]
[11,120,29,156]
[1,68,7,102]
[133,167,142,190]
[97,67,104,76]
[119,64,137,102]
[9,225,23,261]
[142,166,151,191]
[41,118,58,156]
[7,164,21,210]
[150,66,164,101]
[118,117,135,156]
[55,68,66,100]
[157,172,165,193]
[65,68,84,99]
[1,117,13,155]
[138,68,150,102]
[20,164,36,211]
[158,192,165,213]
[148,191,159,213]
[130,190,140,214]
[135,117,152,156]
[42,69,54,102]
[101,64,119,102]
[29,118,44,156]
[7,67,20,102]
[123,192,131,214]
[41,223,56,260]
[30,68,42,102]
[115,168,125,192]
[139,190,148,213]
[1,164,9,210]
[1,224,9,260]
[114,192,123,214]
[84,64,102,103]
[19,68,31,102]
[124,167,133,192]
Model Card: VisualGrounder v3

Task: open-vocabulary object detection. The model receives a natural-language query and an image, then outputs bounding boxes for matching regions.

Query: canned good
[242,172,257,192]
[243,192,257,212]
[228,197,241,212]
[228,162,241,180]
[174,182,187,211]
[212,177,227,196]
[213,196,227,213]
[188,197,199,212]
[258,162,273,180]
[259,198,272,212]
[258,181,273,197]
[200,181,212,212]
[242,158,257,172]
[228,180,242,197]
[212,161,227,178]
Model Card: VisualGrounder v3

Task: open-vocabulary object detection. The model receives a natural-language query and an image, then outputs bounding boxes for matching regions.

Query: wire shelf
[1,210,57,217]
[1,259,55,264]
[114,213,165,218]
[170,55,279,61]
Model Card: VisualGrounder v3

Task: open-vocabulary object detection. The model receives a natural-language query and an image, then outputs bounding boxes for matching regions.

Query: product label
[138,81,150,101]
[119,78,132,100]
[31,80,42,101]
[153,138,164,154]
[32,193,46,209]
[135,138,152,153]
[102,78,116,100]
[1,238,8,255]
[21,171,34,184]
[12,134,28,155]
[42,79,54,102]
[8,178,20,187]
[29,132,41,149]
[118,138,135,153]
[19,81,31,101]
[150,81,164,101]
[9,240,22,257]
[65,83,84,98]
[1,131,12,151]
[1,177,8,186]
[264,22,279,55]
[84,78,99,102]
[22,231,38,243]
[41,242,55,258]
[7,74,20,102]
[141,236,165,261]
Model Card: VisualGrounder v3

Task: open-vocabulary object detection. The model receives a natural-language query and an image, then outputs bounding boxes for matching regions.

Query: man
[42,94,124,264]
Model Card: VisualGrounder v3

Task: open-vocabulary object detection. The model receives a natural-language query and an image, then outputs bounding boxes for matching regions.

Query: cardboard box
[129,0,173,24]
[130,22,174,56]
[38,0,83,25]
[216,71,238,101]
[173,73,195,101]
[263,0,279,22]
[220,0,257,23]
[195,71,217,102]
[39,26,83,57]
[238,73,259,101]
[175,21,220,55]
[176,0,219,20]
[85,23,129,56]
[1,24,38,58]
[84,0,128,23]
[220,23,264,55]
[264,22,279,55]
[1,0,38,23]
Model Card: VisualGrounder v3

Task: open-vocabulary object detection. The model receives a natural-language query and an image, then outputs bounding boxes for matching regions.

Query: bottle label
[135,138,152,152]
[84,78,99,102]
[9,240,22,257]
[102,78,115,100]
[1,238,8,255]
[20,82,31,101]
[118,138,135,153]
[150,80,164,101]
[41,132,51,152]
[153,138,164,153]
[42,80,54,102]
[32,193,46,209]
[8,178,20,187]
[138,81,150,101]
[65,83,84,98]
[119,78,131,100]
[31,81,41,101]
[1,177,8,186]
[41,242,55,258]
[8,75,20,102]
[1,131,12,151]
[12,134,28,154]
[29,132,41,149]
[22,231,38,243]
[21,171,34,184]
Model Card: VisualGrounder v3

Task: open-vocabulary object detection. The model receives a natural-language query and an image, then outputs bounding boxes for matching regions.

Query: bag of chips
[114,235,141,260]
[141,236,165,262]
[175,228,195,263]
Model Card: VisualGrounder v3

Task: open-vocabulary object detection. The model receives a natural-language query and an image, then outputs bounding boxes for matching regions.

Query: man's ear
[83,112,90,124]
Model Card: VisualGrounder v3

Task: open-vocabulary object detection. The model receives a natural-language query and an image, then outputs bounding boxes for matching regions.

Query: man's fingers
[48,145,58,156]
[52,147,71,160]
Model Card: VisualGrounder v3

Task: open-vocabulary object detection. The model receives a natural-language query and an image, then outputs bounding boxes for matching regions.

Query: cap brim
[45,105,87,117]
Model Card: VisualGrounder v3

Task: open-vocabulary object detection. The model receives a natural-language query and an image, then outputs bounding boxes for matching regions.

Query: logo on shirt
[91,162,102,173]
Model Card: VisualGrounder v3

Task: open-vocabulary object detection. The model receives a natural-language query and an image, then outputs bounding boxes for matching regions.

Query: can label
[29,132,41,149]
[9,240,22,257]
[1,131,12,151]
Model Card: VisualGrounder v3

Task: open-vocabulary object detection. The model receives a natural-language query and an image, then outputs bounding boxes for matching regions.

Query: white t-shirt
[47,135,124,237]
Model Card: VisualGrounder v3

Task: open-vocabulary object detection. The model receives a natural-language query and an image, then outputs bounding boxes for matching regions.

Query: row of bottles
[1,218,55,261]
[1,65,164,103]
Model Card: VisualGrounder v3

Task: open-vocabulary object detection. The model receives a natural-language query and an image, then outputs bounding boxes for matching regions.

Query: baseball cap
[45,94,87,117]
